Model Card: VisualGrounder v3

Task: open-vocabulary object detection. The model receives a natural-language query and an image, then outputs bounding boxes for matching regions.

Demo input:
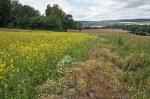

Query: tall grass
[104,35,150,98]
[0,30,97,99]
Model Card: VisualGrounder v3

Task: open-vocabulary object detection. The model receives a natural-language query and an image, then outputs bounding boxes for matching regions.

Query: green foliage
[106,24,150,36]
[29,16,63,31]
[73,21,82,30]
[0,0,11,27]
[0,0,82,31]
[45,4,65,18]
[8,0,40,28]
[45,4,51,16]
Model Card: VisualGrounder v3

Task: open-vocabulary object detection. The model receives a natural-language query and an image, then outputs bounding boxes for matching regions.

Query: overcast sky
[19,0,150,21]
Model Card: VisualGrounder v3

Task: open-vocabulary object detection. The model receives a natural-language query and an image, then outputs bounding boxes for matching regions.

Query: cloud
[121,0,150,8]
[18,0,150,21]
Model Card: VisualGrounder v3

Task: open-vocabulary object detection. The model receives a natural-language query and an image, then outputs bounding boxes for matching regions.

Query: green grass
[103,35,150,98]
[106,35,150,58]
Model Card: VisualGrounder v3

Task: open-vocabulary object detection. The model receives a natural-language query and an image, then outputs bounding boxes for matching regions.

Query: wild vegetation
[0,0,82,31]
[104,35,150,98]
[0,29,149,99]
[0,29,97,98]
[38,34,150,99]
[1,0,150,99]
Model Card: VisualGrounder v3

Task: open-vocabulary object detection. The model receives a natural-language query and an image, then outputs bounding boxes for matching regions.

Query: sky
[18,0,150,21]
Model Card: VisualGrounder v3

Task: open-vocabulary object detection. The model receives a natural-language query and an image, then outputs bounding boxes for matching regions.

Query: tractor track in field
[41,37,129,99]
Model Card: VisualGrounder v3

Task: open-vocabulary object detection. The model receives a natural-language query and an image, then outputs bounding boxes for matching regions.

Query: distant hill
[81,19,150,27]
[117,19,150,22]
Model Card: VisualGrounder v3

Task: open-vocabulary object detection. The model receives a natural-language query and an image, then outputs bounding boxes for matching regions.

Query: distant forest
[106,24,150,36]
[0,0,82,31]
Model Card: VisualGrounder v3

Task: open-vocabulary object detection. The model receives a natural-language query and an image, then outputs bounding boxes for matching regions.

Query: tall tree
[51,4,65,18]
[73,21,82,30]
[45,4,65,18]
[0,0,11,27]
[9,0,40,28]
[63,14,74,30]
[45,4,51,16]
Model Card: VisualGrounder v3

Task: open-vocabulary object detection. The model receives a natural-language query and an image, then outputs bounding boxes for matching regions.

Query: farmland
[1,0,150,98]
[0,28,150,99]
[0,29,97,98]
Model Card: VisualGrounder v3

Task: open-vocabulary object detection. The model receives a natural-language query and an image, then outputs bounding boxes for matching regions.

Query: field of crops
[0,29,97,98]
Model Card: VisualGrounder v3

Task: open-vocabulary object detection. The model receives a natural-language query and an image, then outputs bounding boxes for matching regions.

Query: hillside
[81,19,150,27]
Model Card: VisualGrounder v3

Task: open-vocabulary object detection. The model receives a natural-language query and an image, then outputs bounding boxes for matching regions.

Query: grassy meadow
[41,31,150,99]
[1,0,150,98]
[0,28,150,99]
[101,34,150,98]
[106,35,150,58]
[0,29,97,98]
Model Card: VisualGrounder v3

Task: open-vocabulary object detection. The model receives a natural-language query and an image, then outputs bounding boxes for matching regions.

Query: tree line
[106,24,150,36]
[0,0,82,31]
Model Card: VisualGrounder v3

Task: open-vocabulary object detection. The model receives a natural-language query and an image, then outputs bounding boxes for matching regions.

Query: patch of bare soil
[81,29,133,35]
[40,38,129,99]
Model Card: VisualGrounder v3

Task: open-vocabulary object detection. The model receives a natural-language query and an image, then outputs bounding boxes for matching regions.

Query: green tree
[74,21,82,30]
[45,4,66,31]
[45,4,65,18]
[63,14,74,31]
[45,4,51,16]
[0,0,11,27]
[29,16,63,31]
[9,0,40,28]
[0,0,80,31]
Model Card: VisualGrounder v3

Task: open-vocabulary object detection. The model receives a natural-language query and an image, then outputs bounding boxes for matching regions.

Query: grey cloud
[123,0,149,8]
